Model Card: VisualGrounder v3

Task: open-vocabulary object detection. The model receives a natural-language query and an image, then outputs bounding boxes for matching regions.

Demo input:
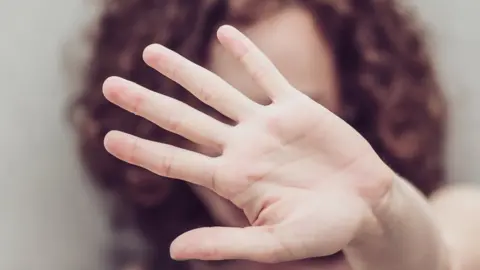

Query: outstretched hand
[103,25,394,263]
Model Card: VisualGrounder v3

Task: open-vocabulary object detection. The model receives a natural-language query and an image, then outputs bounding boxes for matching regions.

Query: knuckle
[197,81,215,104]
[260,246,283,264]
[128,137,141,164]
[209,159,239,196]
[164,113,183,133]
[250,64,270,82]
[197,245,222,260]
[130,93,145,116]
[169,57,186,80]
[154,151,174,177]
[210,158,226,194]
[163,158,174,177]
[169,64,180,79]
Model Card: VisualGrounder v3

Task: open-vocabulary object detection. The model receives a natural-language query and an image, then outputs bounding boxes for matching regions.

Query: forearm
[430,184,480,270]
[344,176,451,270]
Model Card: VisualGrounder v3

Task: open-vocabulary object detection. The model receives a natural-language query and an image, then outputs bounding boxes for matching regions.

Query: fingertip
[216,25,248,57]
[170,229,216,261]
[103,130,117,149]
[103,130,129,155]
[102,76,124,99]
[217,24,237,39]
[103,76,117,92]
[169,239,188,261]
[216,25,235,44]
[142,44,162,64]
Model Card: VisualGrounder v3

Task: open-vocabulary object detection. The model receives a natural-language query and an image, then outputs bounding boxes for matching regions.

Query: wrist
[344,176,450,270]
[348,165,397,244]
[345,173,398,252]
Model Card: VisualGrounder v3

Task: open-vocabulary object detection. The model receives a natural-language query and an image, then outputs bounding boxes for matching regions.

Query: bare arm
[430,184,480,270]
[344,176,451,270]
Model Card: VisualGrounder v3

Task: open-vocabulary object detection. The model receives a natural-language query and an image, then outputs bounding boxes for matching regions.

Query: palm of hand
[210,93,386,262]
[103,25,393,263]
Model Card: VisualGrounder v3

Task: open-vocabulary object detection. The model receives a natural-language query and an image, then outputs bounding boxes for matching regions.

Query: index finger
[143,44,260,122]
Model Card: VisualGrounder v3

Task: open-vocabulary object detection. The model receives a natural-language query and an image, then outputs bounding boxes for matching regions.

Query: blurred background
[0,0,478,269]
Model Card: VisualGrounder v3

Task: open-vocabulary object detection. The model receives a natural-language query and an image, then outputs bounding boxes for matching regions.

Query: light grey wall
[0,1,109,270]
[412,0,480,183]
[0,0,478,270]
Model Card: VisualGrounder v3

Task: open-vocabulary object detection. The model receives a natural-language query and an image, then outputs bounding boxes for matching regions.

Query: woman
[72,0,480,269]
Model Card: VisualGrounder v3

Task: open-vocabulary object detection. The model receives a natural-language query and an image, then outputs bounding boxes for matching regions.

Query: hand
[102,25,394,263]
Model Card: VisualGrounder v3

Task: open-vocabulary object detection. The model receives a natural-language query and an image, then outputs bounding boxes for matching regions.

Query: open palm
[103,25,394,263]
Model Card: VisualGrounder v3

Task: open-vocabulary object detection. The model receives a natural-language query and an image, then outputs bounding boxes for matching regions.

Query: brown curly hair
[71,0,447,269]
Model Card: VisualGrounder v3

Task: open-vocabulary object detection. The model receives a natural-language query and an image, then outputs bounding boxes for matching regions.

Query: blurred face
[188,4,349,270]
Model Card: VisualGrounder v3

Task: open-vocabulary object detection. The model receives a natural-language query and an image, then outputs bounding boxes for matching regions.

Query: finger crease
[163,151,174,178]
[129,137,141,164]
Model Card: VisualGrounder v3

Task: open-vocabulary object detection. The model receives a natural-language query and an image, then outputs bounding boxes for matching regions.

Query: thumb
[170,226,285,263]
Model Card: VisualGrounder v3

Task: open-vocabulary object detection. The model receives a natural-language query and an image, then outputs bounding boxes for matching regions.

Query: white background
[0,0,478,269]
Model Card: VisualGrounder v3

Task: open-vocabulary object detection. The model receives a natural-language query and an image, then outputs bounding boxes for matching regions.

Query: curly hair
[71,0,447,269]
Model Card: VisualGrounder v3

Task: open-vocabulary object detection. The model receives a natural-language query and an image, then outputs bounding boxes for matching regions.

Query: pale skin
[101,7,480,270]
